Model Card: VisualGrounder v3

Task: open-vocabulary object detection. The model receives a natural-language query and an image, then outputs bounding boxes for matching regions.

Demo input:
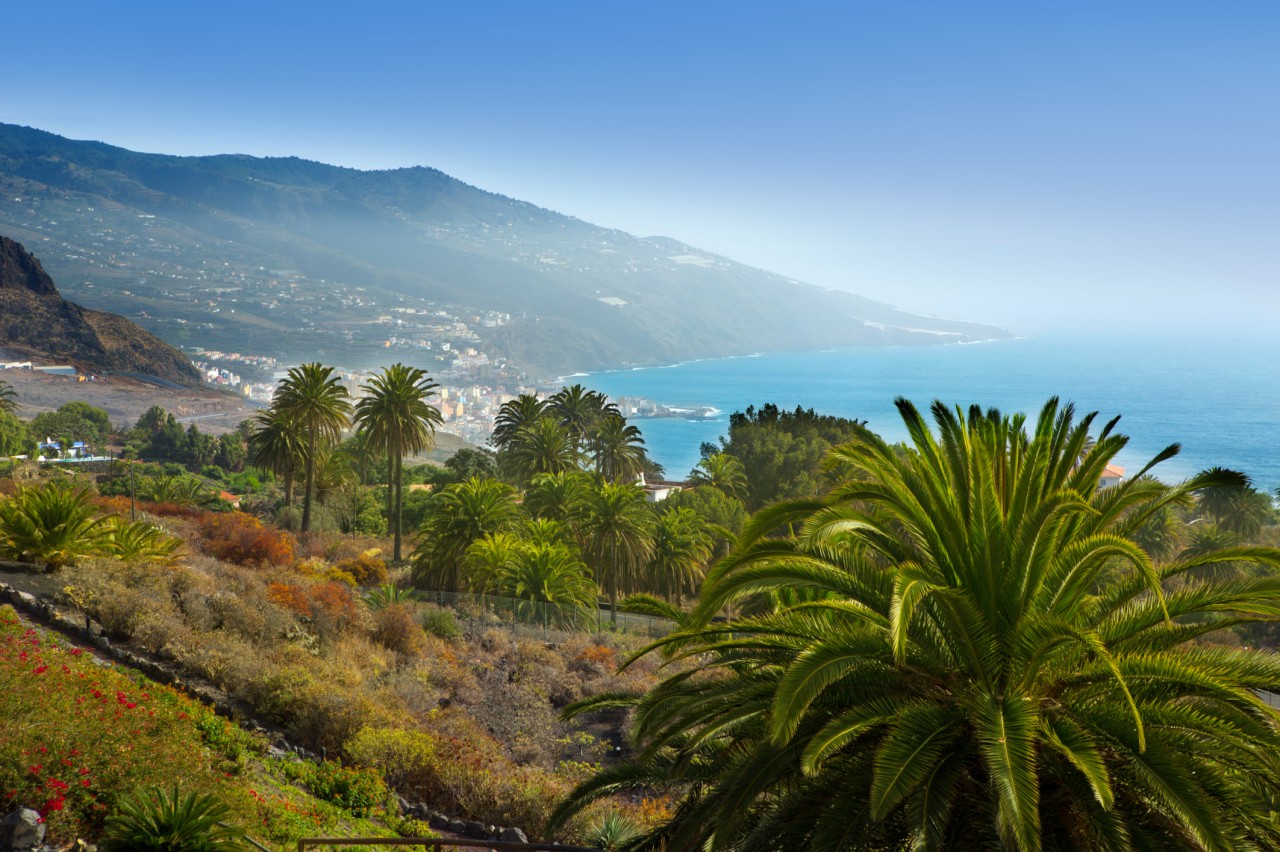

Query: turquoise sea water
[581,333,1280,492]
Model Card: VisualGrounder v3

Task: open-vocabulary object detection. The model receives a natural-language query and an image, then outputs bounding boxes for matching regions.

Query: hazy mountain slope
[0,123,1008,375]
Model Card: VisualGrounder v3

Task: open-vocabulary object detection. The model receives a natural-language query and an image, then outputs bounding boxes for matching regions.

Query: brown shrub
[372,604,426,658]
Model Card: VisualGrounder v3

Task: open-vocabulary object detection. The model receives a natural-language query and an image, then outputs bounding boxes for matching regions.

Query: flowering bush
[0,605,255,841]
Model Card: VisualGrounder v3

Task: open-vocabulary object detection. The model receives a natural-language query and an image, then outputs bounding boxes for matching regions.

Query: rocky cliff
[0,236,201,386]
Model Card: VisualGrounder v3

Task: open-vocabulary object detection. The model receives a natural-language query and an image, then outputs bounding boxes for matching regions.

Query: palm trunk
[385,455,395,544]
[284,468,295,509]
[301,431,316,532]
[609,551,619,627]
[393,453,404,563]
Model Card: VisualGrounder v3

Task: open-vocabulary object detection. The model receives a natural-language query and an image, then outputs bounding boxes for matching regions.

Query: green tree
[548,384,616,448]
[718,403,870,510]
[248,407,304,509]
[503,416,583,485]
[445,447,497,481]
[273,363,352,532]
[577,478,654,625]
[491,393,546,450]
[648,506,714,607]
[689,452,748,502]
[353,363,443,561]
[410,476,520,592]
[554,398,1280,850]
[0,377,16,414]
[524,470,591,526]
[590,414,650,483]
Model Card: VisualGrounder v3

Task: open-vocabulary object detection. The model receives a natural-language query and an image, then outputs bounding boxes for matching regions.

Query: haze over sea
[582,333,1280,493]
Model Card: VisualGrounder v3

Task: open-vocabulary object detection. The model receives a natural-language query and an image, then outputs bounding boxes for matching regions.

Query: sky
[3,1,1277,334]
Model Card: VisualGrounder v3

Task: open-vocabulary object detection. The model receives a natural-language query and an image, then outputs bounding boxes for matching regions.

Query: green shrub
[418,605,460,640]
[281,760,391,818]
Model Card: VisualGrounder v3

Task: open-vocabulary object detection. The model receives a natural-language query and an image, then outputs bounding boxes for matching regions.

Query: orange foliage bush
[145,501,206,519]
[90,495,134,517]
[266,583,311,618]
[198,511,296,566]
[266,581,359,639]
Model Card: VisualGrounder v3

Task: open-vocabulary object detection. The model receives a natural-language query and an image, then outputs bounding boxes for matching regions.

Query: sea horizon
[574,331,1280,493]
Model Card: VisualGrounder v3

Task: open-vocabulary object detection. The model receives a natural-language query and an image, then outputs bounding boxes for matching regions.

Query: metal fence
[415,589,673,640]
[297,838,600,851]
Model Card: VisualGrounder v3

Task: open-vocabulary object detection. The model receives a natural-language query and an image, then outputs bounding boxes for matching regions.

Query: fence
[297,838,600,851]
[415,589,674,640]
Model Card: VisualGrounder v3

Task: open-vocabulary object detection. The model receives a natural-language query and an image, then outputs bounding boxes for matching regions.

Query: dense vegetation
[4,376,1280,850]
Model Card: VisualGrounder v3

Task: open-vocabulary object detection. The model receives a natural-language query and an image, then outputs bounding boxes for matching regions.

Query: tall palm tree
[504,417,583,485]
[553,398,1280,850]
[353,364,443,562]
[689,452,748,502]
[411,476,520,593]
[577,478,654,625]
[491,394,547,451]
[247,407,305,509]
[590,414,650,483]
[549,384,616,448]
[272,363,352,532]
[524,470,591,526]
[648,507,713,607]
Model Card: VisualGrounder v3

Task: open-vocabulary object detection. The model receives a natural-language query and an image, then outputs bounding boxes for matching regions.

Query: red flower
[33,664,48,674]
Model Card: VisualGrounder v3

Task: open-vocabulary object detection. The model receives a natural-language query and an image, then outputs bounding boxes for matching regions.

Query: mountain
[0,123,1009,377]
[0,235,201,386]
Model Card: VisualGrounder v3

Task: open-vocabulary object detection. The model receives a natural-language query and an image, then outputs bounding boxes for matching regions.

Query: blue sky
[4,1,1277,333]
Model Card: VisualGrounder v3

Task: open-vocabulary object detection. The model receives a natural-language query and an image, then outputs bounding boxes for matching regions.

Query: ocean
[579,333,1280,493]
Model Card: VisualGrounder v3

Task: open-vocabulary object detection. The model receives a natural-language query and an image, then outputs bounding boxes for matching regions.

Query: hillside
[0,123,1009,376]
[0,235,202,385]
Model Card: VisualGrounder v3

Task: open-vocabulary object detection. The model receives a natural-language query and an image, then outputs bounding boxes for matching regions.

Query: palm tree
[247,407,304,509]
[353,364,443,562]
[504,417,583,485]
[272,363,352,532]
[491,394,547,450]
[549,384,616,448]
[0,378,16,414]
[469,535,597,627]
[552,398,1280,850]
[524,470,591,526]
[648,507,713,607]
[689,452,748,502]
[577,478,654,625]
[410,476,520,592]
[590,414,650,483]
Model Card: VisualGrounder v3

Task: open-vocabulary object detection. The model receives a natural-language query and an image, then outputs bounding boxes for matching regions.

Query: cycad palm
[273,363,351,532]
[554,398,1280,851]
[353,364,443,561]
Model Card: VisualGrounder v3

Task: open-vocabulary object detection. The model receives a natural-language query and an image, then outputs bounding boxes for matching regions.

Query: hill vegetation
[3,377,1280,850]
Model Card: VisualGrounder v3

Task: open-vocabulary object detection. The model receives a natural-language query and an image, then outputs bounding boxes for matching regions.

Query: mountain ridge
[0,235,203,386]
[0,123,1010,377]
